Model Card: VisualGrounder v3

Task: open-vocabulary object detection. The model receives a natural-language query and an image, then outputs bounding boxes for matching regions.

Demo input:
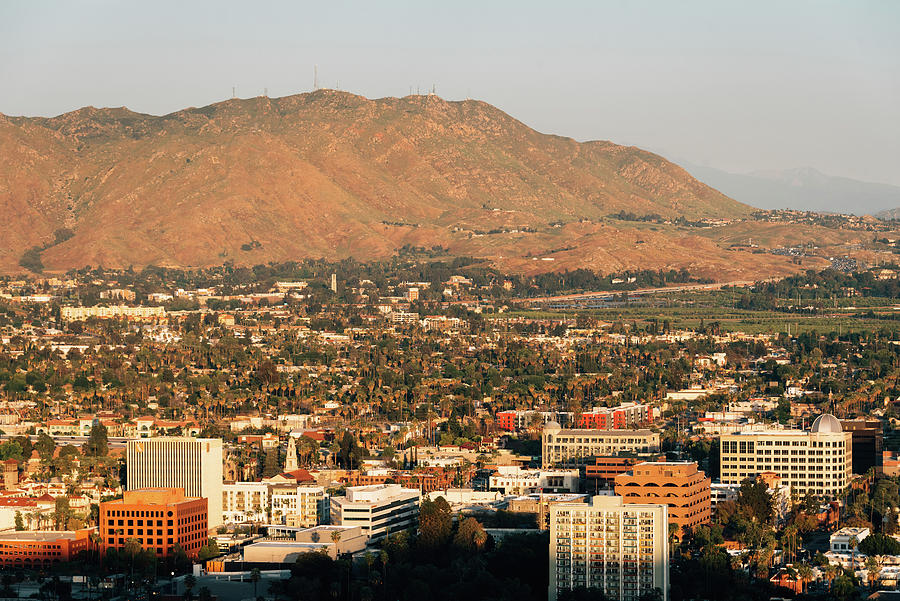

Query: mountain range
[680,162,900,216]
[0,90,865,279]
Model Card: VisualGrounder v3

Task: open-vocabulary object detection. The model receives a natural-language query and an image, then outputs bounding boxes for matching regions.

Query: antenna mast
[314,65,318,90]
[232,86,236,99]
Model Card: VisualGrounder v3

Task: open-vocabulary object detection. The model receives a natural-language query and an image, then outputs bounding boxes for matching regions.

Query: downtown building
[330,484,420,542]
[542,422,660,468]
[719,414,851,498]
[99,488,208,558]
[126,437,224,527]
[614,461,711,537]
[549,495,669,601]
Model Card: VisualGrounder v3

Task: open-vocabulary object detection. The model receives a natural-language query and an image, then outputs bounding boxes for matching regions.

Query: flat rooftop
[0,531,85,542]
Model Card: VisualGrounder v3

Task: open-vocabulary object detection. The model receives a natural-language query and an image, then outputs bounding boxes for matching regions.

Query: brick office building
[99,488,208,558]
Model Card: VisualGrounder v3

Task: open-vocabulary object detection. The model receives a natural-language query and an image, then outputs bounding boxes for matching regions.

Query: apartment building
[330,484,420,542]
[99,488,208,558]
[575,403,652,429]
[60,305,165,321]
[222,481,270,524]
[126,437,224,527]
[542,423,661,468]
[549,495,669,601]
[271,485,327,527]
[614,462,711,537]
[719,414,852,498]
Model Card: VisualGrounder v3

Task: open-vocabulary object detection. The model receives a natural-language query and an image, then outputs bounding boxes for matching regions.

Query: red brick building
[99,488,208,558]
[0,528,94,568]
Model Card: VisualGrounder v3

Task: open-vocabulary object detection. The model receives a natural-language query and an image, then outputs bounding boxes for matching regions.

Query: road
[519,279,762,305]
[0,433,130,448]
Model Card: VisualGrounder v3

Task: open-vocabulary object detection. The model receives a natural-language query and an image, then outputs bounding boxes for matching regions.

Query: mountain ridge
[0,90,802,278]
[680,161,900,215]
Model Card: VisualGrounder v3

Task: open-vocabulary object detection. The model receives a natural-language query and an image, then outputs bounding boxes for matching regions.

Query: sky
[2,0,899,185]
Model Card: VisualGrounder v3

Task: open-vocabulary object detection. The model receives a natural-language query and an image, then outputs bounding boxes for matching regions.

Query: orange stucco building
[614,461,711,536]
[99,488,208,558]
[0,528,94,568]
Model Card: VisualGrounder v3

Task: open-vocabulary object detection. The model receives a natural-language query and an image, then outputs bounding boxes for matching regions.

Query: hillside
[0,90,797,278]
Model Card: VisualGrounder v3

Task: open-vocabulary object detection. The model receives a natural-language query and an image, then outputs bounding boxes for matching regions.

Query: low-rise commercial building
[830,527,869,553]
[542,423,660,468]
[0,529,94,568]
[488,466,580,495]
[330,484,420,542]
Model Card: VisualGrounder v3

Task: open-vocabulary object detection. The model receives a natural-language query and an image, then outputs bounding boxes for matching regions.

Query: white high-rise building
[719,414,852,498]
[127,437,224,528]
[550,495,669,601]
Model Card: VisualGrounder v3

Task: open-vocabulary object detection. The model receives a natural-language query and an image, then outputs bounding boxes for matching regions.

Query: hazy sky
[2,0,898,185]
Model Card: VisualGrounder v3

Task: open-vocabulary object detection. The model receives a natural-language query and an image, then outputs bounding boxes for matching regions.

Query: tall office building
[719,414,851,498]
[840,419,883,475]
[542,422,660,468]
[549,495,669,601]
[127,437,224,528]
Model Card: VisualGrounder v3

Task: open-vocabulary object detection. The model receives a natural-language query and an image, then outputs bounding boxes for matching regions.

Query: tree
[453,517,488,552]
[14,511,24,531]
[85,423,109,457]
[250,567,261,598]
[418,497,452,551]
[197,538,220,561]
[865,555,881,589]
[796,561,813,593]
[19,247,43,273]
[859,533,900,556]
[774,398,791,424]
[831,574,857,601]
[53,496,72,530]
[737,479,774,524]
[183,574,197,600]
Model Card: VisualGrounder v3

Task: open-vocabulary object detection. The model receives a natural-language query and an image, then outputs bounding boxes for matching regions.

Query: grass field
[500,289,900,334]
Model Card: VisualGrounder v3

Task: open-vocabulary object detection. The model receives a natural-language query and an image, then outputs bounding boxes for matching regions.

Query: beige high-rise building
[542,422,660,468]
[719,414,851,498]
[549,495,669,601]
[127,437,224,528]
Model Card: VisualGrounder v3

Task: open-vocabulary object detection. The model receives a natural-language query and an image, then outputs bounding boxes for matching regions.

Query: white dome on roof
[811,414,842,433]
[544,421,562,431]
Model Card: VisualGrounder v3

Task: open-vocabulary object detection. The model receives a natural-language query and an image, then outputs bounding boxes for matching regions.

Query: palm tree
[796,561,813,593]
[849,535,860,568]
[865,555,882,589]
[824,563,839,590]
[250,568,261,598]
